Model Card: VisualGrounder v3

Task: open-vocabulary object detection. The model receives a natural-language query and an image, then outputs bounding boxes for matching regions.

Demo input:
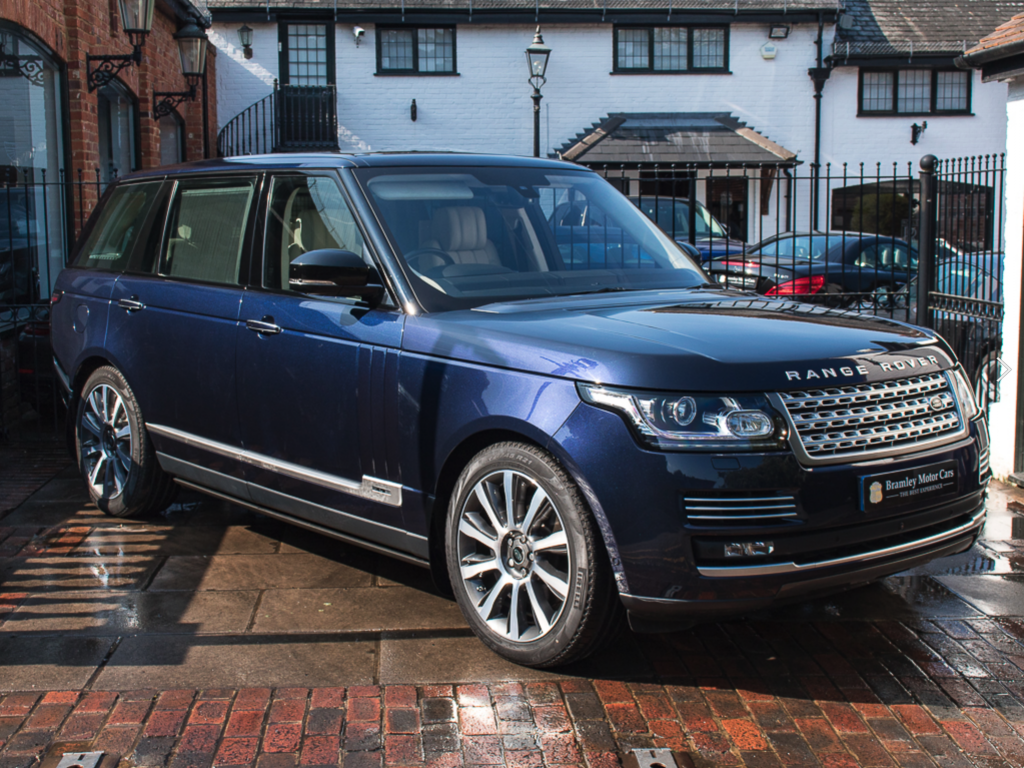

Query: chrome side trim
[147,423,402,507]
[697,509,985,578]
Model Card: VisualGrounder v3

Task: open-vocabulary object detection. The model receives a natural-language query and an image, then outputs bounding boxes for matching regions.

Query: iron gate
[594,156,1005,404]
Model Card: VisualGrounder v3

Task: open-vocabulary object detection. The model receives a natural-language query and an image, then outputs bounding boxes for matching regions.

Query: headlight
[949,368,979,421]
[578,383,787,451]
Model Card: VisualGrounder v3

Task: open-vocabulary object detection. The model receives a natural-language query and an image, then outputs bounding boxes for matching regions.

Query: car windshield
[748,235,838,261]
[629,198,728,239]
[355,166,709,312]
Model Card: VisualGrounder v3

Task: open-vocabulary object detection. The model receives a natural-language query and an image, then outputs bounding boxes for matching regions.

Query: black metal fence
[0,169,108,439]
[217,82,339,158]
[596,156,1005,405]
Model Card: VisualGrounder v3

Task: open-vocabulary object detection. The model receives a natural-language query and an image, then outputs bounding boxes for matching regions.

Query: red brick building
[1,0,216,431]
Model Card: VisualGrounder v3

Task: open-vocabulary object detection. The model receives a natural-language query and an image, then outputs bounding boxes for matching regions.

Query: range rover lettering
[50,154,990,668]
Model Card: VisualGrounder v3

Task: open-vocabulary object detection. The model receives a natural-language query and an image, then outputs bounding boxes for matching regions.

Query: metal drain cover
[55,753,104,768]
[623,748,680,768]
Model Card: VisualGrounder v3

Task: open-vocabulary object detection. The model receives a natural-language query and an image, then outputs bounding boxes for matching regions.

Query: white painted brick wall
[210,20,1010,240]
[213,21,1007,165]
[990,77,1023,480]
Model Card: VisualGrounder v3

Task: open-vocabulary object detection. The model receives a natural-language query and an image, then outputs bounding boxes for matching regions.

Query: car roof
[118,152,583,182]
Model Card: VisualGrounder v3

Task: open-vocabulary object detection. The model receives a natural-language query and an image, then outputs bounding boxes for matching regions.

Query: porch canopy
[556,112,799,167]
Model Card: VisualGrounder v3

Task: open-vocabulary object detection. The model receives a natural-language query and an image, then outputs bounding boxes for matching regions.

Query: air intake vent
[683,494,799,528]
[979,446,991,481]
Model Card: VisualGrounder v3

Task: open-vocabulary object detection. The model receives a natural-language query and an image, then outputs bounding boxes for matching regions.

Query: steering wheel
[406,248,455,273]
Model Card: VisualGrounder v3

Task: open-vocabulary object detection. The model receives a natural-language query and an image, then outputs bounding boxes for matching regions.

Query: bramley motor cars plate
[860,460,958,512]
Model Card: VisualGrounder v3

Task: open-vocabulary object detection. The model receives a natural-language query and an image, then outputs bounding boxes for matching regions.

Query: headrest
[431,207,488,251]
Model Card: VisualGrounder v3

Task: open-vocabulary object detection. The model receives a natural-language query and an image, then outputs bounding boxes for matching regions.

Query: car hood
[402,289,954,391]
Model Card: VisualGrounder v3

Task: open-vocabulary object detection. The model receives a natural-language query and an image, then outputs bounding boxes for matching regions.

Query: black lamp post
[525,27,551,158]
[86,0,156,91]
[238,24,254,60]
[152,23,209,118]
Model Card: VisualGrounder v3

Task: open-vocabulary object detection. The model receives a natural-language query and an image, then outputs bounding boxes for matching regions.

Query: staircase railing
[217,81,339,157]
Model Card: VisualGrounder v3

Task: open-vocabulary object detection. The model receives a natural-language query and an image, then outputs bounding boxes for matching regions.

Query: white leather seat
[429,207,501,266]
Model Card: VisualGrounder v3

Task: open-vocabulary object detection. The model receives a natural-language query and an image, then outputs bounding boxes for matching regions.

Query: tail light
[51,290,62,304]
[766,275,827,296]
[22,323,50,337]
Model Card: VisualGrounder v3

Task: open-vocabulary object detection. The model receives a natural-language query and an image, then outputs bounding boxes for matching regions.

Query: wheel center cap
[512,546,525,565]
[101,425,116,455]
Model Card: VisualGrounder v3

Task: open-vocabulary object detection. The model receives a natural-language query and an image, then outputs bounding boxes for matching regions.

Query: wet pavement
[1,452,1023,767]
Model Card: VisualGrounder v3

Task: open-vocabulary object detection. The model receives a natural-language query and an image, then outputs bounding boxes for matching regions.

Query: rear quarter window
[74,182,163,271]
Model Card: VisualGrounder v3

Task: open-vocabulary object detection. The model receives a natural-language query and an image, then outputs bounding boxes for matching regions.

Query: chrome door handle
[245,317,282,335]
[118,296,145,312]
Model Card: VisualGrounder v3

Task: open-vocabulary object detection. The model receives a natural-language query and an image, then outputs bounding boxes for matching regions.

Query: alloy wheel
[456,469,572,643]
[79,383,133,498]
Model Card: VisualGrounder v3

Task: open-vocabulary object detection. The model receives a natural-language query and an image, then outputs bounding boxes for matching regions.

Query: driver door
[234,173,415,553]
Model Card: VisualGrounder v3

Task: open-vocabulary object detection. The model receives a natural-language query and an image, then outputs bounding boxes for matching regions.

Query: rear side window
[75,182,162,271]
[159,179,255,285]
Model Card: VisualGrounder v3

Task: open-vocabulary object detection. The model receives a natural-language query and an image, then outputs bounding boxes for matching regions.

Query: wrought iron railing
[217,81,339,157]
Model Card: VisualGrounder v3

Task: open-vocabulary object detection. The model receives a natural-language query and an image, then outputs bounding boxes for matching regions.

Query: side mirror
[289,248,386,304]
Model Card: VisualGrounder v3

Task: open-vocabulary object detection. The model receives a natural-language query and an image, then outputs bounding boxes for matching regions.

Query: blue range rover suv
[50,153,990,668]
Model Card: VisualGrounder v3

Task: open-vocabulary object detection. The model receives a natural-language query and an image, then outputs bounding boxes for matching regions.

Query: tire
[445,442,624,668]
[75,366,173,518]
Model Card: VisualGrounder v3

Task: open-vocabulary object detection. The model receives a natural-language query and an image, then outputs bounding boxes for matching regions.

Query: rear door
[107,174,260,497]
[234,173,415,555]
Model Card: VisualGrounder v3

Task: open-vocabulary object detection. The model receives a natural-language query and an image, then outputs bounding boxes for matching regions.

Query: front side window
[159,179,255,285]
[75,183,162,272]
[378,27,455,74]
[355,166,707,312]
[859,69,971,115]
[264,175,367,292]
[614,26,727,72]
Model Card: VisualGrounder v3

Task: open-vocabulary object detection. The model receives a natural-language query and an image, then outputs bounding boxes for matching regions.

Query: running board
[173,479,431,569]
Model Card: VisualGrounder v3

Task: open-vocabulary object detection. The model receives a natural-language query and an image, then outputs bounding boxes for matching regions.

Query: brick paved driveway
[1,447,1023,767]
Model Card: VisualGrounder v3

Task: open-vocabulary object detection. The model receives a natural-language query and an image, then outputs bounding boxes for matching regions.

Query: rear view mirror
[289,248,385,304]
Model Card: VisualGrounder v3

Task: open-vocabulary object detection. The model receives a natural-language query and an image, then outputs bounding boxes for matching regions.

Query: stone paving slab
[2,442,1024,765]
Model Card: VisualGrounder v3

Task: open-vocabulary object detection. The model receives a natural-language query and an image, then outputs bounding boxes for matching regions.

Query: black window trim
[278,20,337,86]
[857,67,973,117]
[611,24,730,74]
[375,25,459,76]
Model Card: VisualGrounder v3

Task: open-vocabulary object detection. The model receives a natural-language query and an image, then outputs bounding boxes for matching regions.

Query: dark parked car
[52,154,989,668]
[706,232,917,305]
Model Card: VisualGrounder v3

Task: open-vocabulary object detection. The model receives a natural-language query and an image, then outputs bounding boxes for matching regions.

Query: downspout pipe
[808,11,830,230]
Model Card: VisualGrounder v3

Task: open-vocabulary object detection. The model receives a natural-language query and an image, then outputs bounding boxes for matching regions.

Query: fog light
[725,410,773,438]
[724,541,775,557]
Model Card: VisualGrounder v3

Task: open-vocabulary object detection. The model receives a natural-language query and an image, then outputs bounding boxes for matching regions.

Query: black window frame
[278,21,337,86]
[612,25,730,74]
[857,68,973,117]
[375,25,458,76]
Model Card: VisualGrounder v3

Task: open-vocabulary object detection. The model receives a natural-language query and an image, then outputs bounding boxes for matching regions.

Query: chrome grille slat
[780,373,963,462]
[682,494,800,528]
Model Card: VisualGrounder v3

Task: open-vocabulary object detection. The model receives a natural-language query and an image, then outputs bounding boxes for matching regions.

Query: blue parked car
[51,154,989,667]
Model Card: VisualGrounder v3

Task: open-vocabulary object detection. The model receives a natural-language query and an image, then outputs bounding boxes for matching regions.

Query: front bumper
[550,403,989,629]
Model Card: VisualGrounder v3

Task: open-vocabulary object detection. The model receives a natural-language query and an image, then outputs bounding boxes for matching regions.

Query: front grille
[683,494,799,528]
[779,373,964,463]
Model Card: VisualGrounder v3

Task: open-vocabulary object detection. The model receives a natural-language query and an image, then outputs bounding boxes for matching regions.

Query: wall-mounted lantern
[152,23,210,118]
[86,0,156,91]
[238,24,254,59]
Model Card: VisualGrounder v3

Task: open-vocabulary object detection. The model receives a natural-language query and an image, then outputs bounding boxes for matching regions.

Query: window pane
[418,28,453,72]
[75,183,162,271]
[897,70,930,113]
[617,29,648,69]
[161,182,255,285]
[936,71,969,111]
[265,176,366,291]
[381,29,414,70]
[692,28,725,68]
[653,28,686,71]
[861,71,893,111]
[287,24,328,85]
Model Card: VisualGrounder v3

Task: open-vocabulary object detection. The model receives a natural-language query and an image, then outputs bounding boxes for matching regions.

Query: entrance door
[276,23,338,151]
[707,177,747,242]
